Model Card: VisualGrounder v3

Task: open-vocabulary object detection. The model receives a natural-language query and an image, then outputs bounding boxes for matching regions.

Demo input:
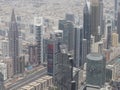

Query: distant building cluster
[0,0,119,90]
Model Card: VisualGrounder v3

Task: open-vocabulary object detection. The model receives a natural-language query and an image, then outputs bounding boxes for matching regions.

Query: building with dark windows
[28,44,38,66]
[0,72,5,90]
[83,0,91,54]
[86,53,106,87]
[59,20,74,51]
[117,9,120,42]
[8,9,19,75]
[34,17,44,64]
[90,0,100,42]
[74,26,83,67]
[46,30,63,75]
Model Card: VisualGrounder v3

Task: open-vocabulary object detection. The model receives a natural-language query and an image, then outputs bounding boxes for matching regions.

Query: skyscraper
[46,30,63,75]
[8,9,19,74]
[86,53,106,87]
[83,0,91,54]
[74,26,83,67]
[90,0,100,42]
[59,20,74,51]
[34,17,44,64]
[117,9,120,42]
[99,0,104,36]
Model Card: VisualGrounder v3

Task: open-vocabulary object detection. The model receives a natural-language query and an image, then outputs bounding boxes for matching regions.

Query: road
[6,67,47,90]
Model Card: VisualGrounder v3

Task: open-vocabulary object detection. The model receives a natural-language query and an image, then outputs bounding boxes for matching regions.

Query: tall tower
[90,0,100,42]
[83,0,91,54]
[86,53,106,87]
[34,17,44,64]
[59,20,74,51]
[99,0,104,35]
[117,9,120,42]
[8,9,19,75]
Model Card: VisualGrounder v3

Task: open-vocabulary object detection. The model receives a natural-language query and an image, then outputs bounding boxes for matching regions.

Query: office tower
[28,45,38,66]
[8,9,19,74]
[59,20,74,51]
[47,30,63,75]
[83,0,91,54]
[65,13,75,23]
[117,9,120,42]
[1,39,9,60]
[19,56,25,73]
[81,39,87,67]
[90,0,100,42]
[0,72,5,90]
[99,0,104,36]
[4,58,13,79]
[54,44,71,90]
[112,33,119,47]
[34,17,44,64]
[115,0,118,21]
[0,63,7,80]
[106,22,112,49]
[86,53,106,87]
[19,36,23,56]
[74,26,83,67]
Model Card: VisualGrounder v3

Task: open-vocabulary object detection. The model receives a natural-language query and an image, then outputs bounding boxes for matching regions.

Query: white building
[0,62,7,80]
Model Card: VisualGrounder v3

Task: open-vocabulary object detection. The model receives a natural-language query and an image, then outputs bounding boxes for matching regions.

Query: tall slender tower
[90,0,100,42]
[99,0,104,35]
[83,0,91,54]
[117,8,120,42]
[8,9,19,75]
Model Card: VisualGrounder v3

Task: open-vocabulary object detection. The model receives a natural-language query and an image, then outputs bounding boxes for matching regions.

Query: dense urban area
[0,0,119,90]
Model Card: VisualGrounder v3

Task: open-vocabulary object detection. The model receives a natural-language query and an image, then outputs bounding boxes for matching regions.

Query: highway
[6,67,47,90]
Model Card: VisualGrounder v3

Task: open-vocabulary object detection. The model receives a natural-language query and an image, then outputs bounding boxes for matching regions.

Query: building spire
[11,9,16,22]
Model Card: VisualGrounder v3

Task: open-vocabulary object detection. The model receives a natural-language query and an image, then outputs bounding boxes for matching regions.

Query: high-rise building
[112,33,119,47]
[99,0,104,36]
[74,26,83,67]
[54,44,71,90]
[86,53,106,87]
[65,13,75,23]
[106,22,112,49]
[46,30,63,75]
[34,17,44,64]
[117,9,120,42]
[28,45,38,66]
[0,63,7,80]
[1,39,9,60]
[0,72,5,90]
[81,39,87,67]
[8,9,19,74]
[4,57,13,79]
[115,0,118,21]
[90,0,100,42]
[83,0,91,54]
[59,20,74,51]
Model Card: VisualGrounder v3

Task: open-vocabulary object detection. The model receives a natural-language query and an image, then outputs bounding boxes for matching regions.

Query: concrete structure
[1,39,9,60]
[112,33,119,47]
[0,62,7,80]
[4,57,13,79]
[8,9,19,75]
[28,44,38,66]
[19,75,53,90]
[0,72,5,90]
